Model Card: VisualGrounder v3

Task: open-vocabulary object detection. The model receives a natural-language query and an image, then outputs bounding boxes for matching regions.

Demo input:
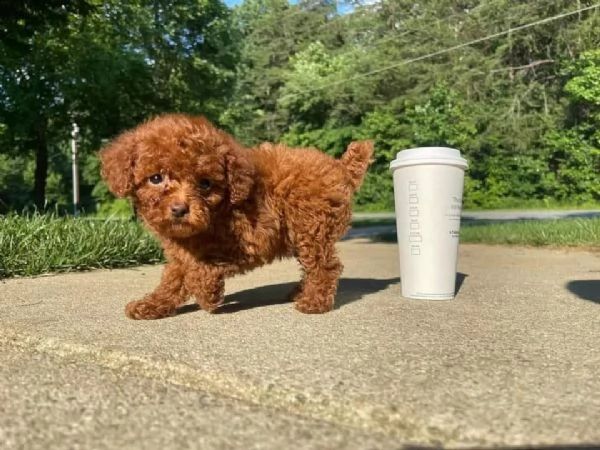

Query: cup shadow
[176,277,400,315]
[565,280,600,304]
[455,272,468,296]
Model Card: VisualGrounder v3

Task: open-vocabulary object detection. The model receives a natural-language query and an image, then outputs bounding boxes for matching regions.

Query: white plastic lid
[389,147,468,170]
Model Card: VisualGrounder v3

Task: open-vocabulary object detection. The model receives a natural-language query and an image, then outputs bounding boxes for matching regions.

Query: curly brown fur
[99,114,374,319]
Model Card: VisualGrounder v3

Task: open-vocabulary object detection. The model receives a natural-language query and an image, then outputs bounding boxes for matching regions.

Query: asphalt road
[354,209,600,221]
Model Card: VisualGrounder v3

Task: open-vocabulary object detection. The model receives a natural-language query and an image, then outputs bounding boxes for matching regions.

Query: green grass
[374,217,600,248]
[464,198,600,211]
[2,214,600,279]
[460,218,600,247]
[0,214,163,278]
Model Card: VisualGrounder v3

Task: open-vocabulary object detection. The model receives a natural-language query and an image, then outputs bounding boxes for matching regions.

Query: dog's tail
[340,140,375,191]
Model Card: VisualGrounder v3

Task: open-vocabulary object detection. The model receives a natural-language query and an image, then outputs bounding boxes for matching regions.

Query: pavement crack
[0,327,447,444]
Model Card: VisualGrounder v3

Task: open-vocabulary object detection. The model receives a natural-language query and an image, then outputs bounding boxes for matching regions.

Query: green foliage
[95,198,135,218]
[0,0,238,213]
[0,155,30,213]
[0,214,162,277]
[225,0,340,142]
[404,86,479,153]
[2,1,600,215]
[282,125,359,157]
[563,49,600,144]
[278,41,371,129]
[564,49,600,107]
[539,129,600,201]
[0,0,93,51]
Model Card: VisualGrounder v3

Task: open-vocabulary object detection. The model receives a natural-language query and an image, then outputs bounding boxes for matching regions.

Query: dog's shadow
[177,277,400,315]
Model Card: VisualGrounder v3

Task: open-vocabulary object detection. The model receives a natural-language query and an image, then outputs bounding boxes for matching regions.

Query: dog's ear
[224,146,255,205]
[99,131,137,198]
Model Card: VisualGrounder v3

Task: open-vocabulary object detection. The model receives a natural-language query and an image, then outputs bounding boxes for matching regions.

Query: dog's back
[248,141,373,243]
[251,141,373,198]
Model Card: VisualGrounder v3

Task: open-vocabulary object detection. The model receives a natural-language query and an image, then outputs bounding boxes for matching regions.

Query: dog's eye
[198,179,211,190]
[148,174,163,185]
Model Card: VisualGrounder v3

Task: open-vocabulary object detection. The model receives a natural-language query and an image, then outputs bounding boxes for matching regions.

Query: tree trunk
[33,115,48,211]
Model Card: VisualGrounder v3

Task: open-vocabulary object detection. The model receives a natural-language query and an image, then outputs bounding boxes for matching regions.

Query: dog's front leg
[125,263,187,320]
[184,263,225,313]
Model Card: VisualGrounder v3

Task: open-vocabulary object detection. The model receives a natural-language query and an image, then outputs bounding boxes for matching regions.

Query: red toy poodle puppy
[99,114,374,319]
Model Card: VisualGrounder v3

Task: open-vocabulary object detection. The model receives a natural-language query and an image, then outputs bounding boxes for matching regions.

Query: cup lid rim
[390,147,468,170]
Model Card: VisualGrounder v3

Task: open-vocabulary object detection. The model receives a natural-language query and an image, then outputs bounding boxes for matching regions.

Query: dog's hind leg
[292,237,343,314]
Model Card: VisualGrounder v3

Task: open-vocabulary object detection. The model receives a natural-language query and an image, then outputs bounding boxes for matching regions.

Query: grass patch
[460,218,600,247]
[374,217,600,248]
[464,197,600,211]
[0,214,163,278]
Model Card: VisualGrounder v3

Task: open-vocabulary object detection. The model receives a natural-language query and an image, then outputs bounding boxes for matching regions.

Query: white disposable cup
[389,147,468,300]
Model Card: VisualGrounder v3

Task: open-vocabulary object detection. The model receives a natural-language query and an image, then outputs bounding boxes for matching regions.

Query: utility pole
[71,122,80,216]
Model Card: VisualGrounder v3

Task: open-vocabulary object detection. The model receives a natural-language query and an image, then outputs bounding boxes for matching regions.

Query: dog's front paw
[125,299,175,320]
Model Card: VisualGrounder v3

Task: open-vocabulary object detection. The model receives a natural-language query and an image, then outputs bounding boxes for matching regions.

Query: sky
[223,0,356,14]
[224,0,298,6]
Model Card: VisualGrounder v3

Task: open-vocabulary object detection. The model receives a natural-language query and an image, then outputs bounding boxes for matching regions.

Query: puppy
[99,114,374,319]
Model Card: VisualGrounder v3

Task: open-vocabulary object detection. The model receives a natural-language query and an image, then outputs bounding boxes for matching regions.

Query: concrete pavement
[1,239,599,449]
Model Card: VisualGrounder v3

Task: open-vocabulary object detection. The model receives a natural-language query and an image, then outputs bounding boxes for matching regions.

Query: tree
[0,0,239,212]
[224,0,338,143]
[0,0,93,52]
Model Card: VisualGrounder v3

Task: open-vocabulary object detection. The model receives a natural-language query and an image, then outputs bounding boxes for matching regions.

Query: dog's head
[99,114,254,238]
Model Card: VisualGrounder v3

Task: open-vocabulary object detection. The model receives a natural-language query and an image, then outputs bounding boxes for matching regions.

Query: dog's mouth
[164,211,213,238]
[164,219,200,238]
[138,204,210,239]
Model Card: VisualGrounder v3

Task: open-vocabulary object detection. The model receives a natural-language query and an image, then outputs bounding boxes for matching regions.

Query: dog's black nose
[170,203,189,218]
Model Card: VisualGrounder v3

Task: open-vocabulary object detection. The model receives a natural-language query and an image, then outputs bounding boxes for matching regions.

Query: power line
[287,2,600,98]
[302,0,564,59]
[331,0,563,54]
